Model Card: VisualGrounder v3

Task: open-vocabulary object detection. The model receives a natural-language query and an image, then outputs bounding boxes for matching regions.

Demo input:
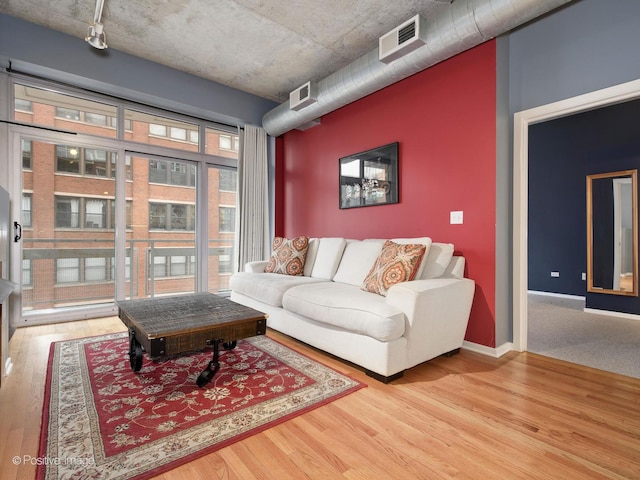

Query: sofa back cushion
[420,242,454,279]
[303,238,320,277]
[310,238,347,280]
[443,256,465,278]
[333,240,384,286]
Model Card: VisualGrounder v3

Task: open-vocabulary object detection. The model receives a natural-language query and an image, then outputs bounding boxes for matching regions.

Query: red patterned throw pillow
[362,240,426,296]
[264,236,309,276]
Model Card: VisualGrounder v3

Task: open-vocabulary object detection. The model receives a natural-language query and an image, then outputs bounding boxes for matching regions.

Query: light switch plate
[450,211,463,224]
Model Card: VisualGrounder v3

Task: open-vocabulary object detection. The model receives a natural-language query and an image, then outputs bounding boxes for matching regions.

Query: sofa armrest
[385,277,475,365]
[245,260,268,273]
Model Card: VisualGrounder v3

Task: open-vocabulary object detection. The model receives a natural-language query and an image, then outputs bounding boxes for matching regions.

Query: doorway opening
[513,78,640,352]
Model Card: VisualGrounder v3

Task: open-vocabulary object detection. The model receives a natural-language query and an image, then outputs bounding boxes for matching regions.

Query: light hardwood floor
[1,317,639,479]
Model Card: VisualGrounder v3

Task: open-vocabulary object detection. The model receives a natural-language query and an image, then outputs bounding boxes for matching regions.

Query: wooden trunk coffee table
[117,292,267,387]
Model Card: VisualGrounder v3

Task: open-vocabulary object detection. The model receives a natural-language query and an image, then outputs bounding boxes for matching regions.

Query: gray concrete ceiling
[0,0,453,102]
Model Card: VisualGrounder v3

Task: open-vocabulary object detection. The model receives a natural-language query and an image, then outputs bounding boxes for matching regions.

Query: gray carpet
[527,293,640,379]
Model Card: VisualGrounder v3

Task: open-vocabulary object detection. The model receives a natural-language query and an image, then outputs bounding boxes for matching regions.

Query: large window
[14,80,240,321]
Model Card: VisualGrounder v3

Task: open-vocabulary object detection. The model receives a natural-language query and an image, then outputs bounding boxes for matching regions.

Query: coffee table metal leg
[129,328,143,372]
[222,340,237,350]
[197,339,222,387]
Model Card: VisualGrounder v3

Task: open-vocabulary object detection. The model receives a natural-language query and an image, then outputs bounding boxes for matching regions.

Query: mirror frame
[587,169,638,296]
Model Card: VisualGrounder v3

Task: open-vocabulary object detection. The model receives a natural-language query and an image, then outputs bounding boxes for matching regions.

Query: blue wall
[509,0,640,114]
[499,0,640,333]
[528,100,640,314]
[0,14,277,127]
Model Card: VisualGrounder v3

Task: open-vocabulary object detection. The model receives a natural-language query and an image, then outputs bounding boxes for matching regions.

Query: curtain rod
[0,119,77,135]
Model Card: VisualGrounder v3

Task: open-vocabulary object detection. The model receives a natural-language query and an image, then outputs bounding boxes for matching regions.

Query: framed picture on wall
[339,142,399,209]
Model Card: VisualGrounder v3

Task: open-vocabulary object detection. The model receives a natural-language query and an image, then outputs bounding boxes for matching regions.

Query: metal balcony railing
[21,238,233,311]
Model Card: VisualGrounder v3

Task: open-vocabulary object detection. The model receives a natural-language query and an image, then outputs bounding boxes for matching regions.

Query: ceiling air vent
[379,14,427,64]
[289,81,317,111]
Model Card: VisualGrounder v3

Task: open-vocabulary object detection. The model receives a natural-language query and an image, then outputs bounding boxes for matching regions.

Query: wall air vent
[379,14,427,64]
[289,81,317,111]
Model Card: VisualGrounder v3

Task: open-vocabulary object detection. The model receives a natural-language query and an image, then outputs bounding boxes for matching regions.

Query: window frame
[10,75,244,314]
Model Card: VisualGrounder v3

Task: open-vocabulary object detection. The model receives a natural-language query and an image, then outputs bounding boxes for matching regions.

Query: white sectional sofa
[230,237,475,382]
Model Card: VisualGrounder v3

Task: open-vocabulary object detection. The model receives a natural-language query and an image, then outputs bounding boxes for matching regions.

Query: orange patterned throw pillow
[264,236,309,276]
[361,240,426,296]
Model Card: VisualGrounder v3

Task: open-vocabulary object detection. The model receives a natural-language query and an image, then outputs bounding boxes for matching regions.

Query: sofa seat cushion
[282,283,405,342]
[229,272,329,307]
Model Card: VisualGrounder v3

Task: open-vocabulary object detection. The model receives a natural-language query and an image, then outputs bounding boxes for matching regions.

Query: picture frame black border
[338,142,399,209]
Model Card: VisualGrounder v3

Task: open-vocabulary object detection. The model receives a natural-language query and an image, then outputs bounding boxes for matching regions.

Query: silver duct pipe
[262,0,573,137]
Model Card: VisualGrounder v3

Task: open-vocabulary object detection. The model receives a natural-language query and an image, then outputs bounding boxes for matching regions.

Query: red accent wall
[276,41,497,347]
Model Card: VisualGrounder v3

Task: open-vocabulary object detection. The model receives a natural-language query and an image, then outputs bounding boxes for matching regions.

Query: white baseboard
[583,308,640,321]
[528,290,585,301]
[529,291,640,321]
[462,340,514,358]
[4,357,12,377]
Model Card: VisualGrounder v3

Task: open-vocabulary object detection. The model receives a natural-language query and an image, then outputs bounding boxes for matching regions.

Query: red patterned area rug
[37,332,365,479]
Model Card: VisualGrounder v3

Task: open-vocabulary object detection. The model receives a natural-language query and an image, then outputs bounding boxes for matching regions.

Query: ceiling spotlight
[85,0,108,49]
[86,22,107,49]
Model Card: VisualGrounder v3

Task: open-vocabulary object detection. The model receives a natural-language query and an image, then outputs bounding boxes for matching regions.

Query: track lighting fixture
[85,0,107,50]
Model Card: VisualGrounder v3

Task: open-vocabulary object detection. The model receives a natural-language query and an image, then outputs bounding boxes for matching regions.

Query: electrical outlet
[551,271,560,277]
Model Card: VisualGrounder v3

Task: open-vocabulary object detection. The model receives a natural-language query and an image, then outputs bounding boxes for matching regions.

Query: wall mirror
[587,169,638,296]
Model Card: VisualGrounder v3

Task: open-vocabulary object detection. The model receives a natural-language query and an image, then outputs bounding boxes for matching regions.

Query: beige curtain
[235,125,270,272]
